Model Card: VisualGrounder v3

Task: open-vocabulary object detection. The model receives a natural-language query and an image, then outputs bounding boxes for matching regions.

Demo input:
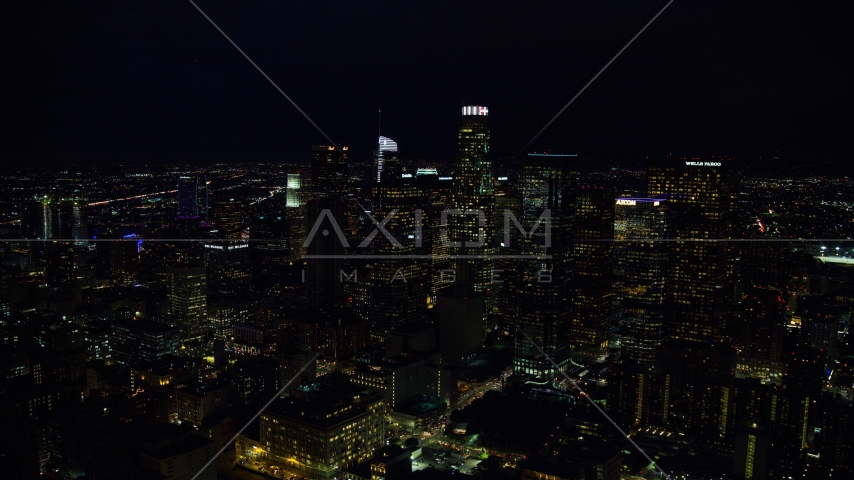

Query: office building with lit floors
[569,185,614,357]
[605,361,671,429]
[110,319,181,367]
[205,242,251,299]
[373,135,398,183]
[166,265,207,343]
[260,383,385,479]
[613,197,670,364]
[312,145,349,199]
[357,142,429,345]
[513,154,575,379]
[646,157,739,343]
[448,106,498,312]
[733,418,771,479]
[205,241,251,338]
[214,195,243,239]
[286,170,310,259]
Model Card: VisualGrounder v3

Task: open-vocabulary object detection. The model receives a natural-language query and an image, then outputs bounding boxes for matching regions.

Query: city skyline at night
[2,2,854,480]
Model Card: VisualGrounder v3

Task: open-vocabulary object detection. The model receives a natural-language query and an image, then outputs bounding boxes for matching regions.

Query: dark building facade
[513,154,575,378]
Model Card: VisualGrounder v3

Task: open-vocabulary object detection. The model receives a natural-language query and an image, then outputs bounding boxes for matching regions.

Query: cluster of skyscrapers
[3,105,854,479]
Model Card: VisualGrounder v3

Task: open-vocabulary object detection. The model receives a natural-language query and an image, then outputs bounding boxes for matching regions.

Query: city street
[233,458,305,480]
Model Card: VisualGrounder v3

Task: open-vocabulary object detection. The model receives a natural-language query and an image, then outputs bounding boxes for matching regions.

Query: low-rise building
[260,378,386,479]
[176,380,231,427]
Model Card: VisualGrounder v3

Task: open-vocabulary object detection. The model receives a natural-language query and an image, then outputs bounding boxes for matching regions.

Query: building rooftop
[112,319,180,334]
[265,394,381,429]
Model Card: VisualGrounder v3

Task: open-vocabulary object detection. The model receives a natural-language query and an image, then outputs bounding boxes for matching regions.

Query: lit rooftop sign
[462,106,488,116]
[615,198,666,206]
[685,161,721,167]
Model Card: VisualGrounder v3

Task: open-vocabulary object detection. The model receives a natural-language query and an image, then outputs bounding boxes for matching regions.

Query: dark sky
[2,1,852,167]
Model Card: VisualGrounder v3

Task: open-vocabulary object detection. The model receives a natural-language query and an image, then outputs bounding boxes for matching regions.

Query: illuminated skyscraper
[214,196,243,240]
[569,185,614,357]
[448,106,496,306]
[286,170,309,260]
[374,136,398,183]
[305,146,349,308]
[311,145,348,200]
[205,242,251,337]
[514,154,575,378]
[205,242,251,300]
[646,158,738,343]
[28,195,87,240]
[358,154,428,345]
[286,173,303,208]
[613,197,670,363]
[177,175,200,218]
[167,265,208,342]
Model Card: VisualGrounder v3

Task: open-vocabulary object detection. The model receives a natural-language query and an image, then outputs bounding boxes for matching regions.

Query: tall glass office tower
[646,158,738,342]
[177,175,200,219]
[514,154,575,379]
[448,106,496,308]
[374,136,398,183]
[613,197,670,363]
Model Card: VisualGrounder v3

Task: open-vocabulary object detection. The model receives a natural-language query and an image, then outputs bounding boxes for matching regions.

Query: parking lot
[412,447,482,475]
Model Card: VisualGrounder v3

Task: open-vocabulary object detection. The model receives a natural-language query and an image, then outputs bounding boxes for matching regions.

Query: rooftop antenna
[378,108,381,138]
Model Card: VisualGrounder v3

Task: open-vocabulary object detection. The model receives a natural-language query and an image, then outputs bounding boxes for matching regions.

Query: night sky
[2,1,852,168]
